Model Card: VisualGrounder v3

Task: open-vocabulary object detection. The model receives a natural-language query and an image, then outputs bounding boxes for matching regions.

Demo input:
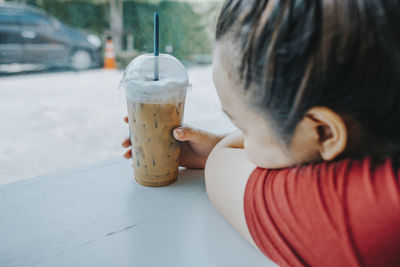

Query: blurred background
[0,0,219,72]
[0,0,235,184]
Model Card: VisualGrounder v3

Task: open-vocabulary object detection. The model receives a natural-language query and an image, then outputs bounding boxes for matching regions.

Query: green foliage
[24,0,108,35]
[8,0,217,59]
[124,1,212,59]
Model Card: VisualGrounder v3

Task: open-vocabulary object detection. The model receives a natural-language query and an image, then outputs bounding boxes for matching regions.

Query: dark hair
[216,0,400,156]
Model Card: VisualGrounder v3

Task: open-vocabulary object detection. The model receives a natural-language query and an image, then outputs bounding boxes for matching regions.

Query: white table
[0,157,277,267]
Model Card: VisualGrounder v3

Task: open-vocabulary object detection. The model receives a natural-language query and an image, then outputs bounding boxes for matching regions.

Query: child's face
[213,43,321,168]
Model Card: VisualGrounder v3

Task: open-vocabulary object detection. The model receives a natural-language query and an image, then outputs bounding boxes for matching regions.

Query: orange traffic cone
[104,36,116,69]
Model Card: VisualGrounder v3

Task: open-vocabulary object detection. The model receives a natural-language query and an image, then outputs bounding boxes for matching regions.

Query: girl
[122,0,400,266]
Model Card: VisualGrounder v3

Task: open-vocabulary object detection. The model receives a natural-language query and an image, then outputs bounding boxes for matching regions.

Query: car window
[18,11,53,28]
[0,9,19,26]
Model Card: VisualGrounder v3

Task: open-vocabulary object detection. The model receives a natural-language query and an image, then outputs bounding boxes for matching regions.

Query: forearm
[216,130,244,149]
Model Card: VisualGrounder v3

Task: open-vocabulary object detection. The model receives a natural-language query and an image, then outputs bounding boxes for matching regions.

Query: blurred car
[0,3,102,72]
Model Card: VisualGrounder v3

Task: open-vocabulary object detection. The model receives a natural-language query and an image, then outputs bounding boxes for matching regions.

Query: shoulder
[244,157,400,266]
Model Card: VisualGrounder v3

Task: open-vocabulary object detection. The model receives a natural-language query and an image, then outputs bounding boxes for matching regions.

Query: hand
[121,116,133,159]
[121,116,225,169]
[172,126,225,169]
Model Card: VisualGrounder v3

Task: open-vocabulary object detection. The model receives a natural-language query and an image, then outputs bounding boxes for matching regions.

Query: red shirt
[244,158,400,267]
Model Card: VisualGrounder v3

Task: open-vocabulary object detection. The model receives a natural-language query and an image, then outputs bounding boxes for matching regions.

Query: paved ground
[0,66,235,185]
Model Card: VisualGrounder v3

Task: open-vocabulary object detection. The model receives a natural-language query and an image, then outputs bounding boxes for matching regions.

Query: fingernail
[174,128,183,138]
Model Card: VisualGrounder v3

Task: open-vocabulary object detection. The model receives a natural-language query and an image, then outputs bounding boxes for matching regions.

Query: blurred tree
[23,0,119,51]
[109,0,123,52]
[6,0,219,60]
[124,1,215,59]
[21,0,108,34]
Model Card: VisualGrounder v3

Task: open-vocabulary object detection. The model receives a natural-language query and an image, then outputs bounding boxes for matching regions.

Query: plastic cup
[120,53,190,187]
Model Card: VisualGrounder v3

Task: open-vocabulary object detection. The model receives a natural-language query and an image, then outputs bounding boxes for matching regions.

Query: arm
[122,117,225,169]
[205,130,257,248]
[122,117,257,246]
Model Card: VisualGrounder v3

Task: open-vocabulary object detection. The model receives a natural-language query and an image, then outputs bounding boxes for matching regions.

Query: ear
[305,106,348,161]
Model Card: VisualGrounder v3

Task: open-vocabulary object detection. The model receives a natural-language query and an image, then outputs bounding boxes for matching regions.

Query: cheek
[244,134,296,169]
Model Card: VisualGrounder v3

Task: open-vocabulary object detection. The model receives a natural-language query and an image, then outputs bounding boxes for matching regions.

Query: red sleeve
[244,158,400,267]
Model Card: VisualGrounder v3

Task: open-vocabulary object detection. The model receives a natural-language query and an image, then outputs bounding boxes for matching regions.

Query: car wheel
[70,49,92,71]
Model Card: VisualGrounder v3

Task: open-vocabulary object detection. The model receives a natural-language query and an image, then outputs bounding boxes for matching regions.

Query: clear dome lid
[120,53,190,103]
[122,53,188,83]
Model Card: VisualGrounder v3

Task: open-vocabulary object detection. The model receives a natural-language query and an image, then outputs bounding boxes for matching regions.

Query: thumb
[173,127,201,142]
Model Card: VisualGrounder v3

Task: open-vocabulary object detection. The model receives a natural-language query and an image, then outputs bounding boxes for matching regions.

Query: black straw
[154,12,159,81]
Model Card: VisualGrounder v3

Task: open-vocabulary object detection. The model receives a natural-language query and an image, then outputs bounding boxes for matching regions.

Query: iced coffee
[120,53,190,187]
[127,101,184,186]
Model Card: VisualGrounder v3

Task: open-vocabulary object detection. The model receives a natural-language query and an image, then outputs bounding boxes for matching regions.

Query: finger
[121,138,131,148]
[124,116,129,123]
[123,149,132,159]
[173,126,202,142]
